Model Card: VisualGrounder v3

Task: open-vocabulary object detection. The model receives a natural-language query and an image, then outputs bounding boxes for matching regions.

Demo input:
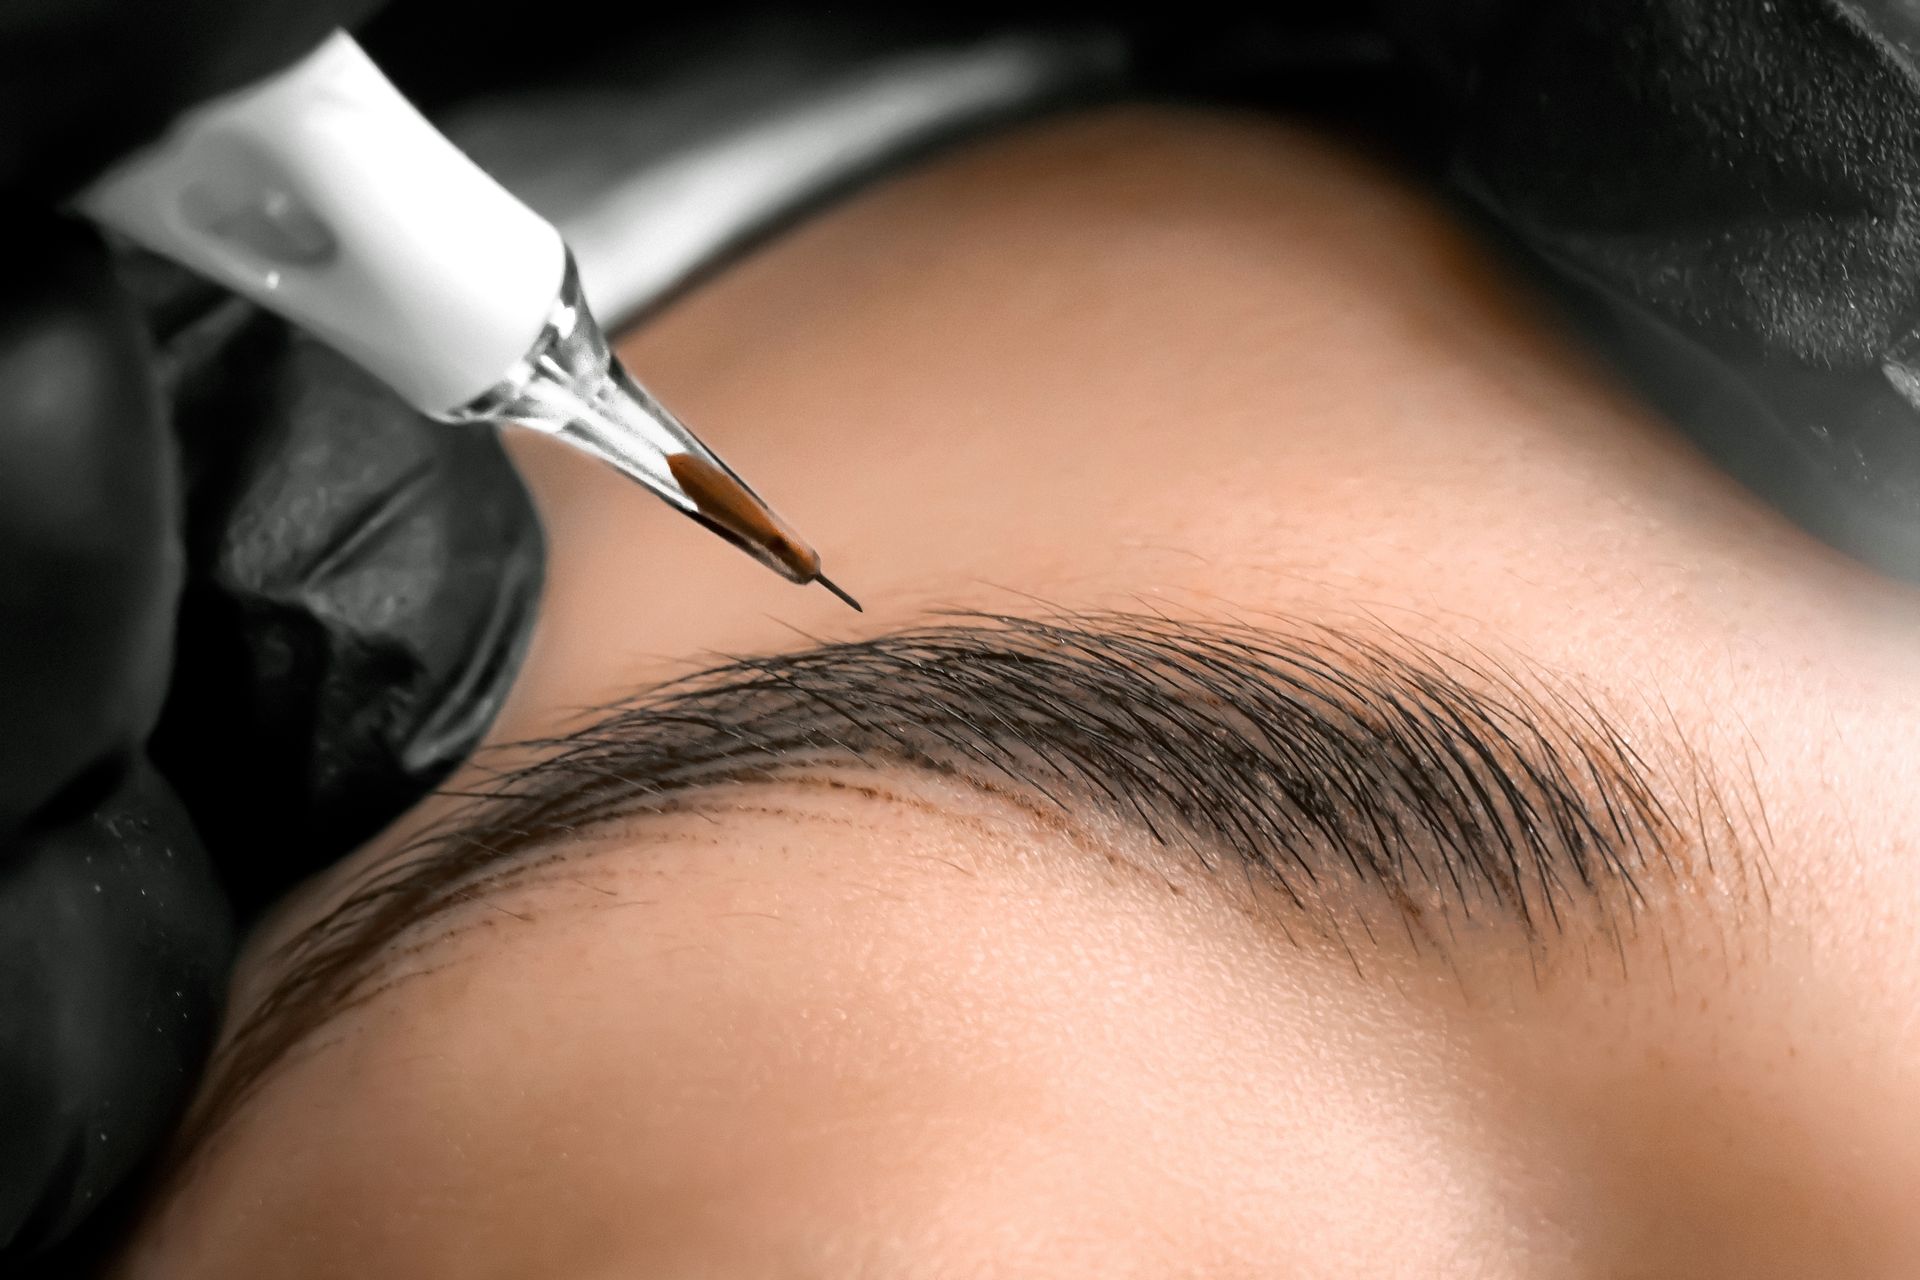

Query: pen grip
[75,30,564,416]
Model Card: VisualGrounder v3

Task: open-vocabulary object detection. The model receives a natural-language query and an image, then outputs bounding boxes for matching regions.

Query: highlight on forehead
[169,607,1765,1170]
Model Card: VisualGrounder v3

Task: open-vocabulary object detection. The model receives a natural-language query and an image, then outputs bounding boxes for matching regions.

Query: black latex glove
[0,1,543,1261]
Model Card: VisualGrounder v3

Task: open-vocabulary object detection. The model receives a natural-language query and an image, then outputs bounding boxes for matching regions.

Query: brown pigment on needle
[668,451,822,582]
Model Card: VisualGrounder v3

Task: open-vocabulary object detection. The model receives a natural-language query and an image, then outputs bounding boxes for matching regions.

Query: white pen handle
[75,30,564,416]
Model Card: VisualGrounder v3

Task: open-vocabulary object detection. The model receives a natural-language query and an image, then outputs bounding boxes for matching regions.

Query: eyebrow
[183,607,1757,1156]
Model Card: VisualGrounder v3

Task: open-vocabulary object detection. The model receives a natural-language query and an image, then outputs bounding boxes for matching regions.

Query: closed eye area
[116,108,1920,1277]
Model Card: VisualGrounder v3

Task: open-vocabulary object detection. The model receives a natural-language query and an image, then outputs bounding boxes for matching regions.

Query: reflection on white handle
[77,30,564,415]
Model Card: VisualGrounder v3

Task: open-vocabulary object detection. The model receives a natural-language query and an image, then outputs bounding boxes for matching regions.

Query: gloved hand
[0,0,543,1262]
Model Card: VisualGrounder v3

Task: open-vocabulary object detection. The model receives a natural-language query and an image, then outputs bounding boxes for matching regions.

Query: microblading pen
[76,30,858,610]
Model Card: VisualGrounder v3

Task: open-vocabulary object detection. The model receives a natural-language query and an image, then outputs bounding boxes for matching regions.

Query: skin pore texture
[117,109,1920,1276]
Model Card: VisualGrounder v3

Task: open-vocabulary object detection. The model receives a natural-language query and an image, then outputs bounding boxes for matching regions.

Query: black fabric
[1385,0,1920,558]
[1424,0,1920,370]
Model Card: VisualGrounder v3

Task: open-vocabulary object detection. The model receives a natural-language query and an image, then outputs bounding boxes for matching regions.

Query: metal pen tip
[461,255,848,603]
[814,573,863,612]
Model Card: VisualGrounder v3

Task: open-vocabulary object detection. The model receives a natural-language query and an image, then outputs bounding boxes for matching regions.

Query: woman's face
[121,110,1920,1276]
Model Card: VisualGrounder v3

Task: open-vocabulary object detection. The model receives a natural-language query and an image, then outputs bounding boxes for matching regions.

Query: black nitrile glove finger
[0,761,230,1258]
[0,213,179,843]
[0,216,230,1263]
[148,282,544,918]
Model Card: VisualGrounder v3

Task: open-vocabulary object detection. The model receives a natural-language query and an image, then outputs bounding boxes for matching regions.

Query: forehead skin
[120,109,1920,1275]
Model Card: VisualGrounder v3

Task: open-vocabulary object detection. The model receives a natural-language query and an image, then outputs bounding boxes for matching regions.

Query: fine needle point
[815,573,863,612]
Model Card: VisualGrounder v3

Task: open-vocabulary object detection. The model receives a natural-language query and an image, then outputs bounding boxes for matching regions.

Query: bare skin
[116,109,1920,1277]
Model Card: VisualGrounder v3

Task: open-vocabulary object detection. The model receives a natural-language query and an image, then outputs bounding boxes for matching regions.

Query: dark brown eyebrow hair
[176,607,1755,1166]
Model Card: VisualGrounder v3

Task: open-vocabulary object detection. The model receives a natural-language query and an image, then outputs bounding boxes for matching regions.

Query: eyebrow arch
[185,607,1753,1155]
